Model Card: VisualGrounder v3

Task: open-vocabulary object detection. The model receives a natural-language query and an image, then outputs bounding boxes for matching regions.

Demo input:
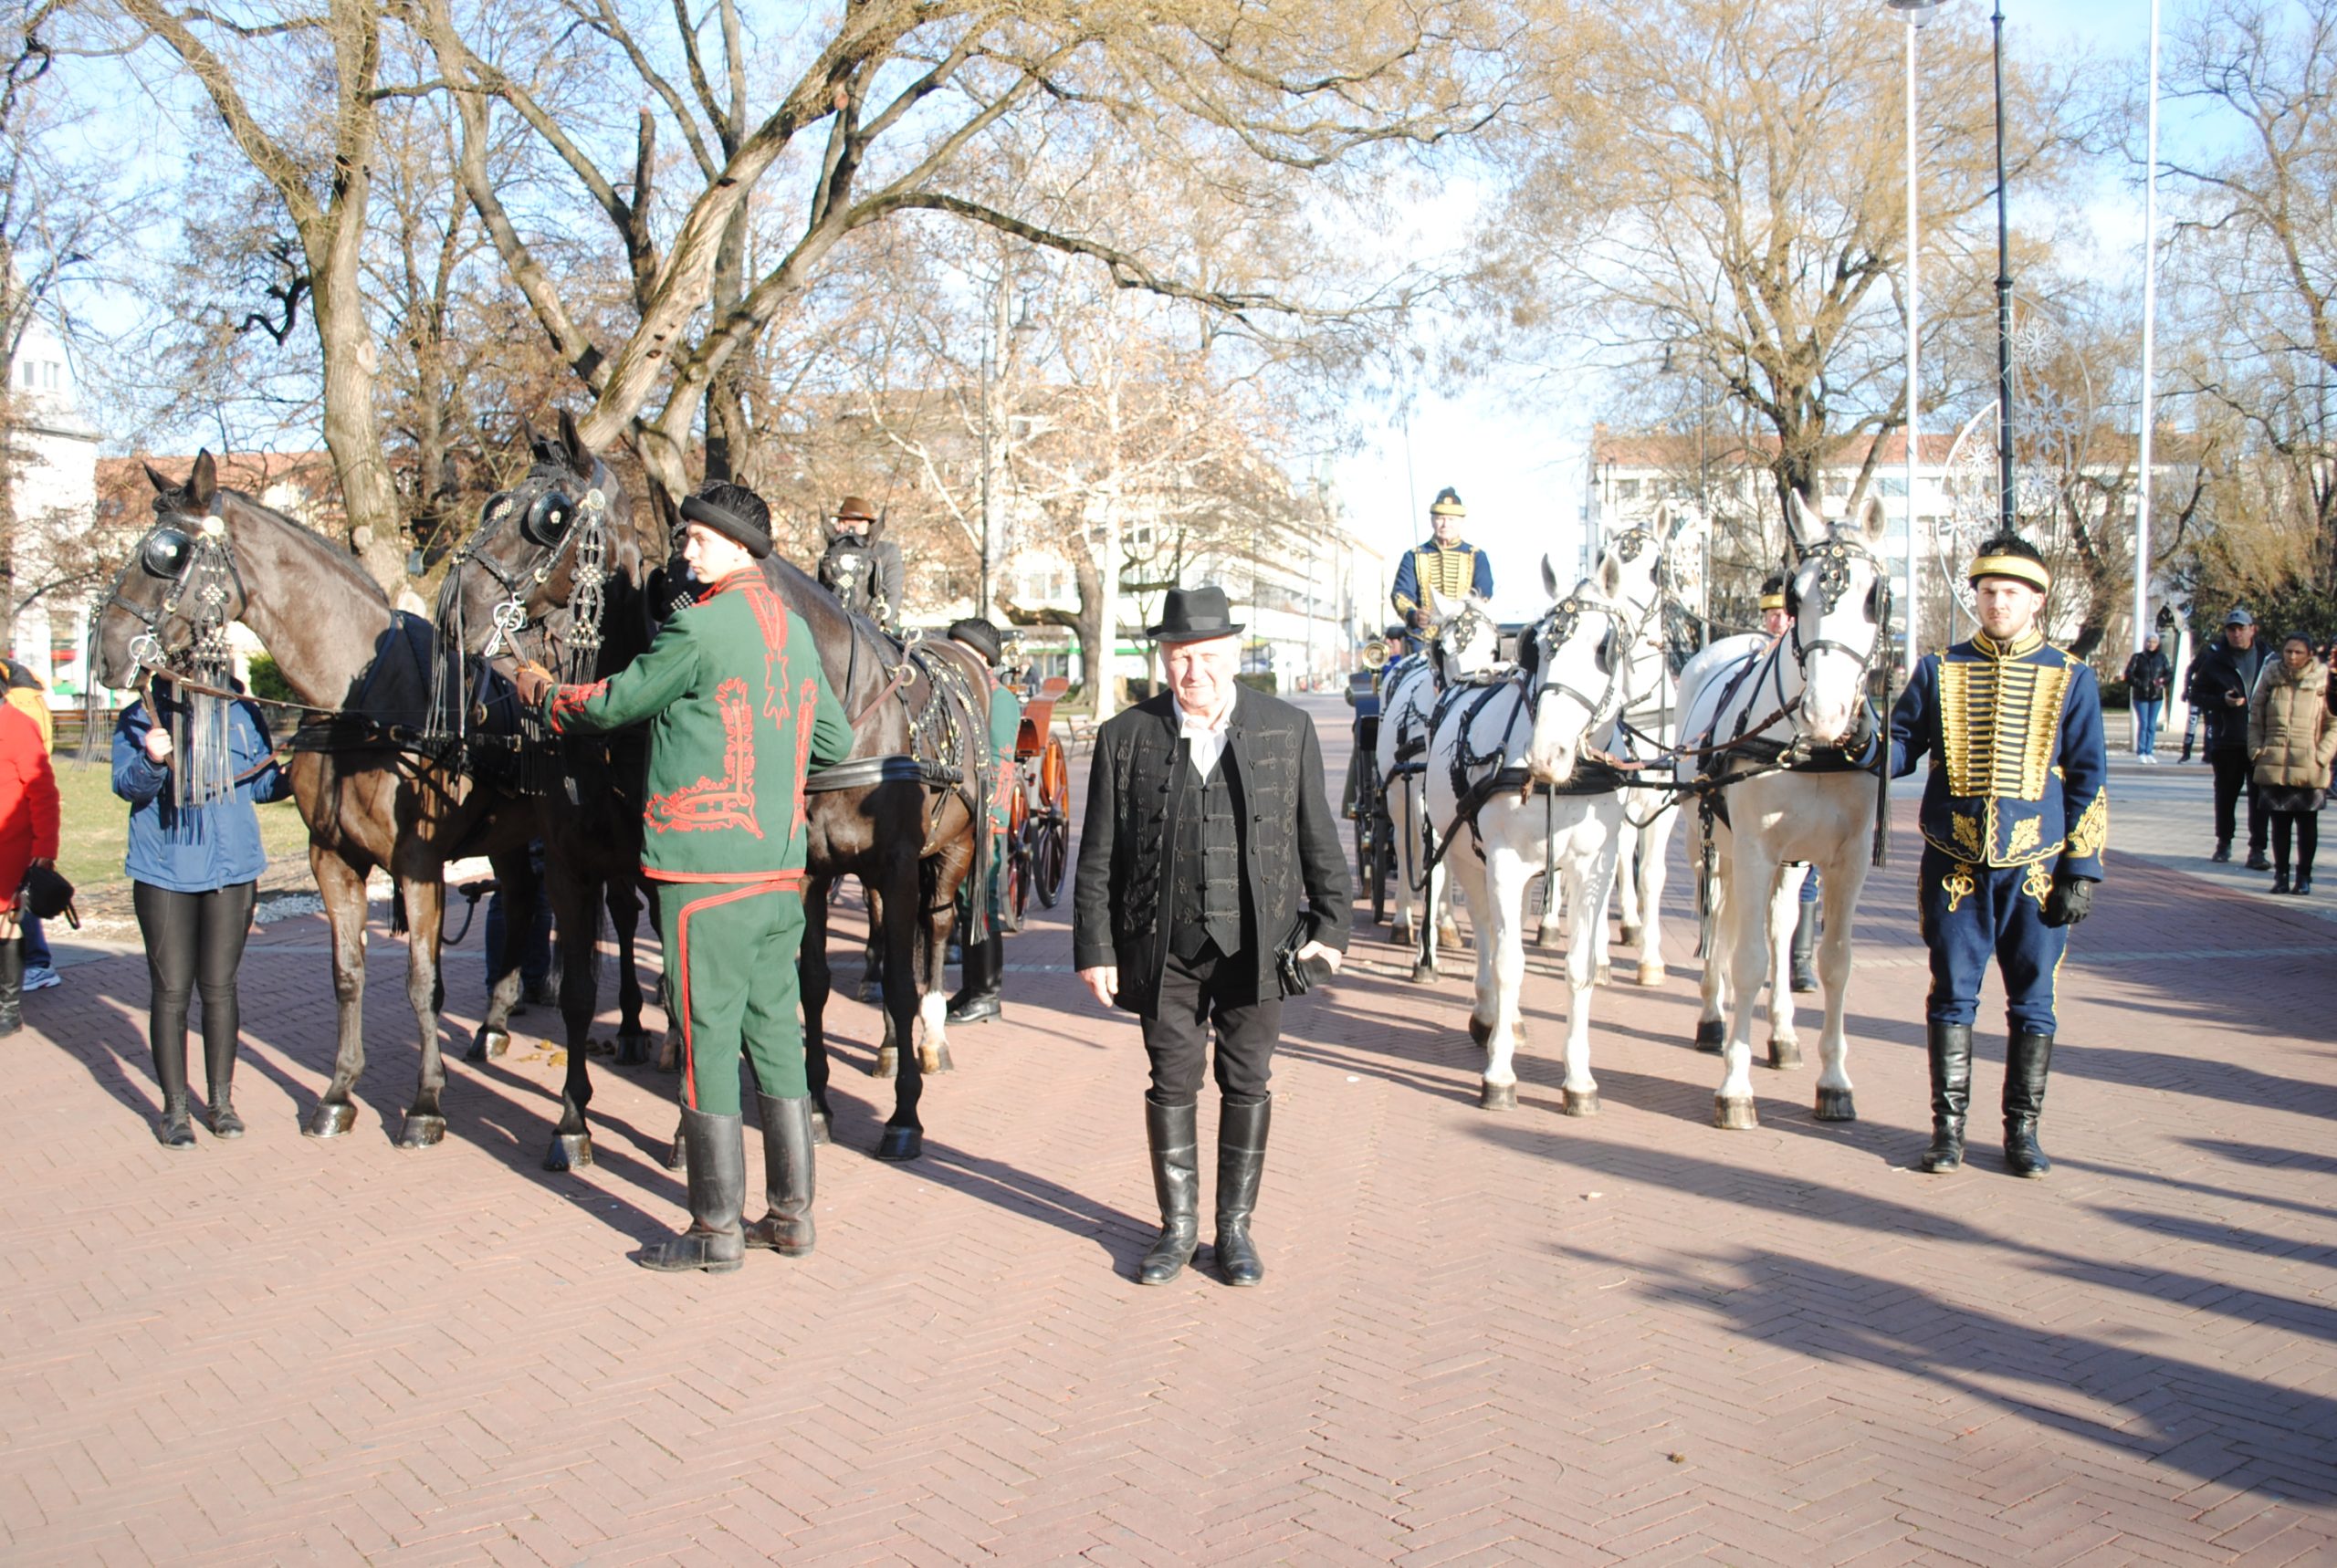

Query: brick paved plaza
[4,695,2334,1564]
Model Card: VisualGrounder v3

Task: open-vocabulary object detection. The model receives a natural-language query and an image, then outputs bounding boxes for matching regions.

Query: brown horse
[92,453,538,1148]
[439,438,990,1162]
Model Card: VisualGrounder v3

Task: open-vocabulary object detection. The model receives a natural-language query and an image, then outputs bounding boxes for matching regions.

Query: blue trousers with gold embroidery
[1916,846,2068,1035]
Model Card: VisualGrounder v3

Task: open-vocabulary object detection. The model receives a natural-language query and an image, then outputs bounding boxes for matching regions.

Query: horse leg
[396,873,450,1149]
[1715,843,1776,1130]
[875,852,925,1161]
[468,847,531,1063]
[541,854,601,1172]
[1811,852,1866,1123]
[306,846,372,1138]
[1636,807,1675,988]
[856,875,885,1003]
[1766,862,1808,1070]
[1434,830,1462,950]
[1411,827,1441,985]
[801,875,836,1145]
[917,884,957,1076]
[1450,843,1499,1053]
[608,876,654,1068]
[1559,849,1608,1116]
[1591,871,1613,987]
[1613,822,1641,951]
[1477,846,1532,1112]
[1694,843,1728,1052]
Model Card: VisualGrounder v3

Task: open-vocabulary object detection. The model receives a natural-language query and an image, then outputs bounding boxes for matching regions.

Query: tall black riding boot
[639,1107,746,1272]
[946,939,1003,1025]
[0,935,22,1037]
[1213,1093,1273,1287]
[742,1092,817,1257]
[1918,1023,1972,1173]
[1138,1094,1200,1285]
[2003,1032,2055,1178]
[1788,902,1818,993]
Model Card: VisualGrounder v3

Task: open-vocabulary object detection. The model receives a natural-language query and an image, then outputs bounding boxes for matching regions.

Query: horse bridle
[446,473,612,673]
[101,507,249,677]
[1783,535,1892,728]
[1429,602,1498,687]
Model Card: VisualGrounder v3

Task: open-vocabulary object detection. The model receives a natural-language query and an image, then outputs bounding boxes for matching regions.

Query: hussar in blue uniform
[1390,487,1493,651]
[1888,534,2107,1178]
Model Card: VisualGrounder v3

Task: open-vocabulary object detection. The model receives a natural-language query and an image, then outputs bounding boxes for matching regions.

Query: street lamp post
[2133,0,2164,673]
[1991,0,2016,537]
[1886,0,1943,667]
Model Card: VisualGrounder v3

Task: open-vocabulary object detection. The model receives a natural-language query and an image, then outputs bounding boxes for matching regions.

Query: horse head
[434,409,641,674]
[1420,584,1503,685]
[93,451,250,689]
[1523,549,1635,787]
[1782,489,1892,747]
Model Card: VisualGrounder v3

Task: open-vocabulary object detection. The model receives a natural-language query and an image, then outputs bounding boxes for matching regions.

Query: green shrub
[1234,673,1278,694]
[246,653,296,705]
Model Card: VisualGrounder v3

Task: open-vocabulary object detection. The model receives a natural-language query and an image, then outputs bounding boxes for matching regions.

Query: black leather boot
[0,936,22,1037]
[2247,847,2272,872]
[156,1091,197,1150]
[1788,901,1818,993]
[2003,1032,2054,1178]
[207,1075,246,1139]
[2272,869,2291,895]
[1919,1023,1971,1173]
[1138,1094,1200,1285]
[2211,839,2231,862]
[946,940,1002,1025]
[742,1092,816,1257]
[639,1107,746,1271]
[1213,1094,1273,1287]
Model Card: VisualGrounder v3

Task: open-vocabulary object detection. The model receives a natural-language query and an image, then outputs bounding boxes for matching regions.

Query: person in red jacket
[0,700,60,1035]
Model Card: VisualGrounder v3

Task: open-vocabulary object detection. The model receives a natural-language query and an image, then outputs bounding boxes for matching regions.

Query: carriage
[999,674,1074,932]
[1346,664,1396,925]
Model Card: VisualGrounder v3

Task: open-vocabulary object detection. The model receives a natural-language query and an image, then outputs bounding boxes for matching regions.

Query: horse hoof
[810,1108,832,1146]
[542,1132,594,1171]
[872,1046,898,1080]
[1713,1096,1759,1131]
[1815,1088,1857,1122]
[466,1027,510,1064]
[305,1102,357,1139]
[1468,1016,1494,1047]
[1410,961,1438,985]
[1594,962,1613,987]
[1438,921,1462,949]
[1562,1087,1600,1117]
[855,978,881,1005]
[1534,925,1562,949]
[1480,1081,1517,1111]
[1389,923,1415,948]
[1768,1038,1803,1071]
[1636,963,1666,987]
[1619,924,1642,949]
[397,1113,445,1149]
[614,1030,653,1069]
[919,1041,954,1074]
[876,1124,924,1163]
[1693,1019,1724,1053]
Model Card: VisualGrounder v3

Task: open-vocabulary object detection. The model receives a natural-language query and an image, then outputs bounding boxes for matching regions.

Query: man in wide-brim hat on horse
[1072,584,1350,1287]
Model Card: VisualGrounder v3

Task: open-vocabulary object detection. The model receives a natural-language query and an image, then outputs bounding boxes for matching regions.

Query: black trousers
[2271,810,2320,874]
[133,880,257,1099]
[2209,750,2267,851]
[1139,943,1282,1105]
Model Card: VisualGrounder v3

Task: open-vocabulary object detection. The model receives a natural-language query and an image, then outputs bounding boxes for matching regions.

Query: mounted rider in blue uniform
[1888,533,2108,1180]
[1390,487,1493,655]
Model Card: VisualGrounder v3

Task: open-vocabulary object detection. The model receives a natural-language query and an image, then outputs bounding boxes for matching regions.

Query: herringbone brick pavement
[2,698,2332,1564]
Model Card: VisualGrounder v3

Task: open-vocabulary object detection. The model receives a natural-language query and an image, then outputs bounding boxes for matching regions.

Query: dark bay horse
[93,453,538,1148]
[427,416,661,1172]
[440,436,990,1162]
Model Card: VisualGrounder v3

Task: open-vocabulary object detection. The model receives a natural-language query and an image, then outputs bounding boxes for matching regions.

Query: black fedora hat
[1147,584,1245,643]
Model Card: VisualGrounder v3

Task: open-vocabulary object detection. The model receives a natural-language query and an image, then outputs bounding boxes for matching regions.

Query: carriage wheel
[1032,813,1070,907]
[1039,738,1070,815]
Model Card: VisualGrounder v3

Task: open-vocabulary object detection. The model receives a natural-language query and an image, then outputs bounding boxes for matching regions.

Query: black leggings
[2271,811,2321,876]
[133,881,257,1098]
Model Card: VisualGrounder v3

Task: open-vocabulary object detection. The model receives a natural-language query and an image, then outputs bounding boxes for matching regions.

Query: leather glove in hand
[511,660,556,708]
[2041,874,2093,928]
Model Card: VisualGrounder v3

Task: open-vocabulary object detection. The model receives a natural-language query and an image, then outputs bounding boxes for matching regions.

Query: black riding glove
[2041,874,2094,928]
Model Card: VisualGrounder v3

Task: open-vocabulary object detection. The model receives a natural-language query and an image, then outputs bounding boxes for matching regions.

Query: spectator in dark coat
[2188,608,2273,864]
[2124,634,2173,762]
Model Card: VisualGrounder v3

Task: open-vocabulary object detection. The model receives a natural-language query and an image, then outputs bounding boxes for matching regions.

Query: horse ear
[143,461,174,496]
[558,408,591,474]
[1598,550,1624,601]
[1856,490,1889,543]
[1786,487,1820,550]
[1541,553,1560,599]
[187,451,217,512]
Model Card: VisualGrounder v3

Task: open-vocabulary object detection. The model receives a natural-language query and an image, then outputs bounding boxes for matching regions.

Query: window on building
[1614,478,1640,499]
[1878,477,1907,497]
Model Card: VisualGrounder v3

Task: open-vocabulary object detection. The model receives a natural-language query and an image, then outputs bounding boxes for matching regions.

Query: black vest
[1169,741,1251,960]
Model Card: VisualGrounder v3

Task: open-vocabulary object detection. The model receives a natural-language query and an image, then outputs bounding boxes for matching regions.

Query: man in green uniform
[515,481,854,1272]
[946,617,1022,1025]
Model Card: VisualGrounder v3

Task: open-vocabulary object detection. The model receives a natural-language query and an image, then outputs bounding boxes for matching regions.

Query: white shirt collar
[1177,685,1238,778]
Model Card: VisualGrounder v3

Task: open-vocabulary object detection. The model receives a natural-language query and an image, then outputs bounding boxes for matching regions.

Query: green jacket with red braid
[538,567,854,884]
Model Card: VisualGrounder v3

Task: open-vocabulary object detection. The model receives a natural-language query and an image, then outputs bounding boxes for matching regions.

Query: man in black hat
[821,495,905,631]
[1390,487,1493,653]
[1073,584,1350,1287]
[2188,606,2272,864]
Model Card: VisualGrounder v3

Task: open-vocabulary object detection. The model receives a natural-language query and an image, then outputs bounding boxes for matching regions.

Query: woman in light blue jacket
[113,687,290,1147]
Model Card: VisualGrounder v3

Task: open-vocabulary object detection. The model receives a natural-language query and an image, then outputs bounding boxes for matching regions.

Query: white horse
[1430,544,1662,1115]
[1676,494,1892,1130]
[1376,586,1504,981]
[1598,510,1693,988]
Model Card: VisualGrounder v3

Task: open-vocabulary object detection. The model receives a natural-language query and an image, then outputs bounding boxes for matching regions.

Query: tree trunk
[310,255,408,591]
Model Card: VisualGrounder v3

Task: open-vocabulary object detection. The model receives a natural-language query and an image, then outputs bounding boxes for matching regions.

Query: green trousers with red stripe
[656,879,809,1115]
